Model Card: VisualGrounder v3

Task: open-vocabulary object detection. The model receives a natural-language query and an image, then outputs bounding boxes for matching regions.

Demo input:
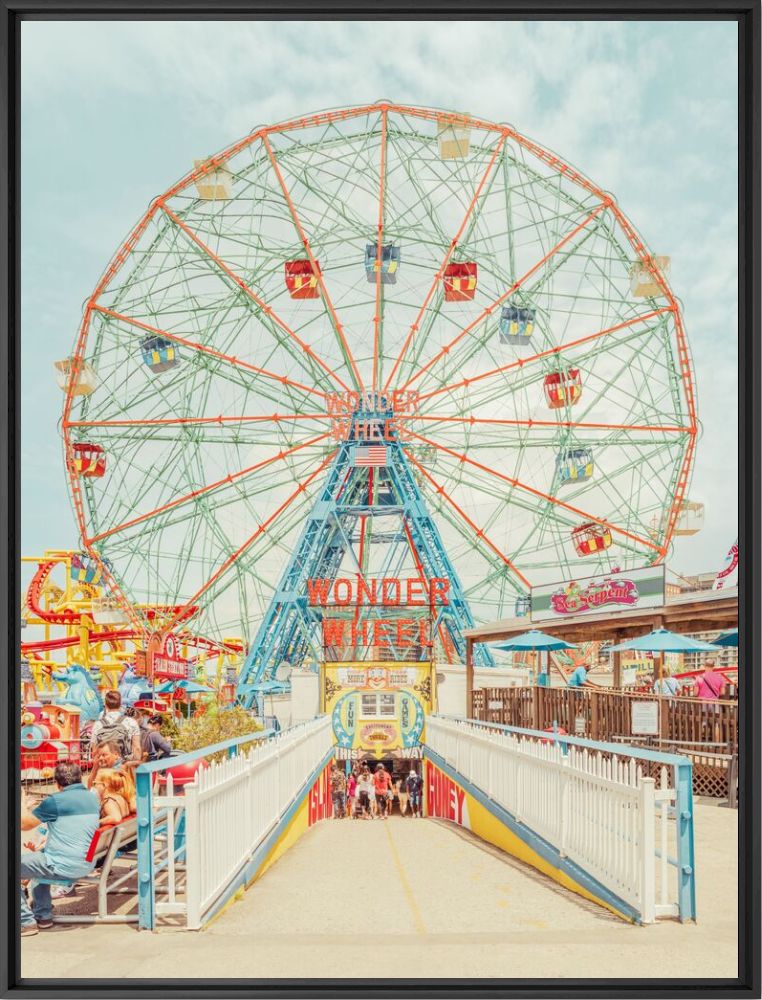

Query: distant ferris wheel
[58,101,698,649]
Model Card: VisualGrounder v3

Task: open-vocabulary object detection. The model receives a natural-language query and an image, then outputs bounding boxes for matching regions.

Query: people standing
[694,661,726,700]
[367,769,377,818]
[330,763,347,819]
[356,768,371,819]
[90,691,142,763]
[346,770,358,819]
[653,673,681,697]
[406,768,423,818]
[567,663,592,688]
[373,764,392,819]
[396,774,409,816]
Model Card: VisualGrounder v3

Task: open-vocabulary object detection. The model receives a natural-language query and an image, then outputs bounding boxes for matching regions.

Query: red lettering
[381,578,401,605]
[322,619,346,646]
[349,619,369,646]
[373,620,391,647]
[357,576,377,605]
[432,578,450,606]
[418,618,432,647]
[334,578,353,605]
[455,787,465,825]
[307,578,331,605]
[384,418,398,440]
[406,578,426,605]
[395,619,414,647]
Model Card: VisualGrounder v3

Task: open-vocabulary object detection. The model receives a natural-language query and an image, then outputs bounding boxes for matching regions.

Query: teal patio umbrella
[491,629,577,651]
[608,628,722,691]
[491,629,577,685]
[607,628,722,653]
[714,629,739,648]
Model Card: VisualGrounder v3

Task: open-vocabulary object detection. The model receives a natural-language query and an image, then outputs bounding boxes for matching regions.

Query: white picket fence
[152,715,333,929]
[425,715,690,923]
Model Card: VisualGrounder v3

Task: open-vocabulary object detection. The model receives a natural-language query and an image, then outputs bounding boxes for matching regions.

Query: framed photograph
[2,2,759,997]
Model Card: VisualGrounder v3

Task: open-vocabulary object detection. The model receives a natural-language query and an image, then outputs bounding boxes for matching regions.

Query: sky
[20,19,738,591]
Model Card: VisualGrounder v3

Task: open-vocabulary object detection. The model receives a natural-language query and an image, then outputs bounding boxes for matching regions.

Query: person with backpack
[406,768,423,817]
[90,690,141,764]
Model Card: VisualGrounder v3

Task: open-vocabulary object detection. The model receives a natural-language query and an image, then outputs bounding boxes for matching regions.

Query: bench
[35,815,140,924]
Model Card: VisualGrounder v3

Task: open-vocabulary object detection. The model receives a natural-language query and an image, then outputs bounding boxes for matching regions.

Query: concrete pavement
[21,803,737,981]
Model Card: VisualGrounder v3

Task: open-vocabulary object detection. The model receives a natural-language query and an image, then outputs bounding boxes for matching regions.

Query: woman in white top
[367,777,377,818]
[356,773,371,819]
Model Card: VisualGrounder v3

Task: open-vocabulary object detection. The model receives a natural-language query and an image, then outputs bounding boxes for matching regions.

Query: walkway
[21,804,737,981]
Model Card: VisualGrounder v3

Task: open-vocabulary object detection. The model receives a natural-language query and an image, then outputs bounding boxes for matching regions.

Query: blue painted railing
[135,728,274,930]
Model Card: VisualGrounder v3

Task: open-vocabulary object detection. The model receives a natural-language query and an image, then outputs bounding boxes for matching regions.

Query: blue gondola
[514,595,531,617]
[140,336,181,374]
[499,305,535,345]
[556,447,594,484]
[365,243,400,284]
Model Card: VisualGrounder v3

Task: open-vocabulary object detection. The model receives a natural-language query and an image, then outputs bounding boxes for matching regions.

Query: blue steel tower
[237,399,493,705]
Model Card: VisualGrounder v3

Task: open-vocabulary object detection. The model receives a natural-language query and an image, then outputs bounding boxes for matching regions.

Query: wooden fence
[471,686,739,803]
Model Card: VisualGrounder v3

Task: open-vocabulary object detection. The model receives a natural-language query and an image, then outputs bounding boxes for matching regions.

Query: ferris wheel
[59,102,698,659]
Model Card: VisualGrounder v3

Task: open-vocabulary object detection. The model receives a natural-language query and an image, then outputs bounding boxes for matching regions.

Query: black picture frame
[1,2,759,997]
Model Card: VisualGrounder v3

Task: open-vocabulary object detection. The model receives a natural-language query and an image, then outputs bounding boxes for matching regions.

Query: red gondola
[285,260,321,299]
[70,443,106,478]
[443,262,477,302]
[544,369,582,409]
[571,522,613,557]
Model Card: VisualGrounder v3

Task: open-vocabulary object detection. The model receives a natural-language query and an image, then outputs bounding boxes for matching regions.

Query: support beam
[466,637,474,718]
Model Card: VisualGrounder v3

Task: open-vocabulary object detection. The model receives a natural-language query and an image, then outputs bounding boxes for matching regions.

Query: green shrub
[171,705,263,761]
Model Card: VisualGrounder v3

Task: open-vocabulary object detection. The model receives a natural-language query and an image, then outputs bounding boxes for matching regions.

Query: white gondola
[629,255,670,297]
[194,159,233,200]
[437,116,471,160]
[54,359,97,396]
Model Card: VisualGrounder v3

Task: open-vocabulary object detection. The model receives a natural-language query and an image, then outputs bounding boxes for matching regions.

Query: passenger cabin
[437,116,471,160]
[416,444,438,467]
[70,443,106,479]
[629,255,670,297]
[90,597,128,626]
[650,499,705,540]
[54,359,97,396]
[514,595,531,617]
[673,500,705,536]
[556,447,594,484]
[571,522,613,557]
[443,262,477,301]
[544,369,582,409]
[365,243,400,284]
[285,259,321,299]
[499,305,535,345]
[70,553,108,587]
[141,336,180,374]
[193,159,232,201]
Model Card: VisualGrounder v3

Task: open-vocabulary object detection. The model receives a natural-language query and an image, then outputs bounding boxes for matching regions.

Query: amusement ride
[26,101,703,756]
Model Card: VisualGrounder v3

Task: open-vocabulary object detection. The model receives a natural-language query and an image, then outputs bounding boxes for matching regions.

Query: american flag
[352,445,388,467]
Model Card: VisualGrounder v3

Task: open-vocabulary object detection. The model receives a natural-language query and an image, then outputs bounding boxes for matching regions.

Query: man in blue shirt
[20,762,100,935]
[567,663,591,688]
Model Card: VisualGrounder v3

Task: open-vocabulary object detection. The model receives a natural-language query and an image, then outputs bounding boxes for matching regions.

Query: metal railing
[135,715,333,930]
[425,715,696,923]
